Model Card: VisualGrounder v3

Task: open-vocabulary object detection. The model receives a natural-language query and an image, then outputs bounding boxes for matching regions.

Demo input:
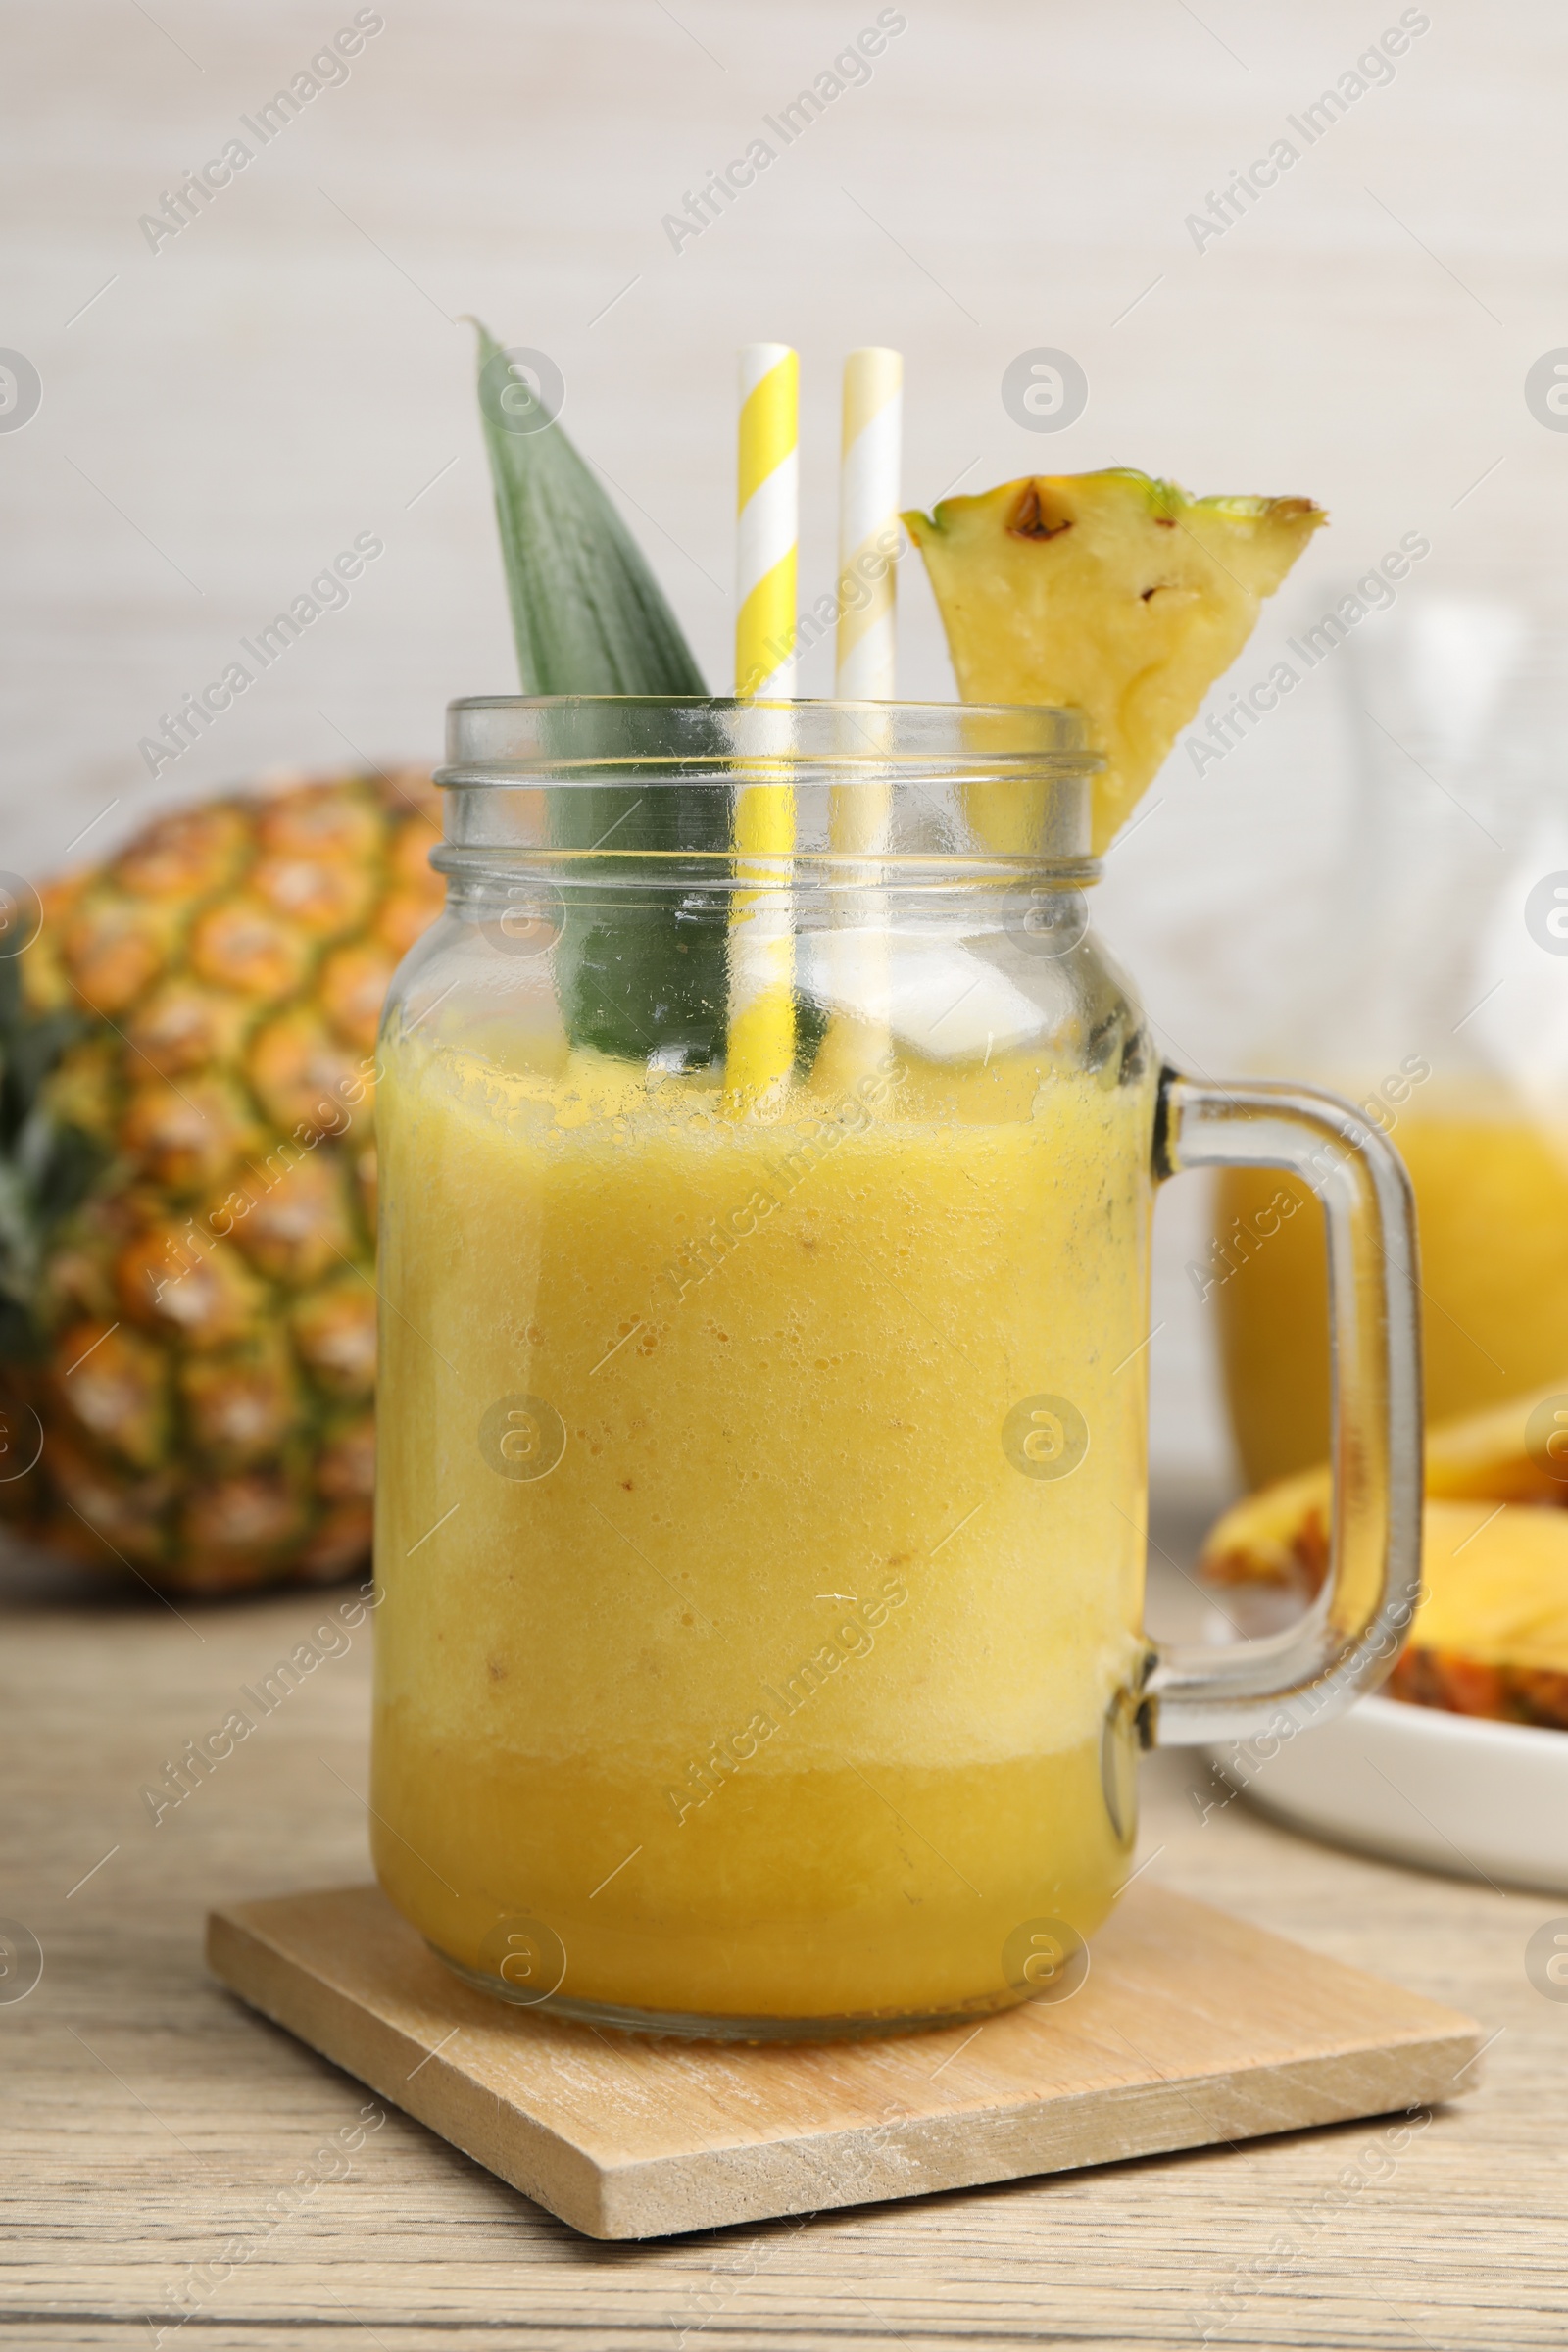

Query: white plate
[1205,1692,1568,1894]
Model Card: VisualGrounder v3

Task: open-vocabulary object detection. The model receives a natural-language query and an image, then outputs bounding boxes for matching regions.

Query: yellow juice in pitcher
[1217,1087,1568,1489]
[370,1033,1154,2027]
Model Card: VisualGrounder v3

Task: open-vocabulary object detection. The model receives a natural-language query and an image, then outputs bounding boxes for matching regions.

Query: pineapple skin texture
[905,470,1326,854]
[1200,1384,1568,1731]
[0,770,444,1593]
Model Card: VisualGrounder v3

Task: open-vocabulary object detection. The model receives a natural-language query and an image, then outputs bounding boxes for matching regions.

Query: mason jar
[369,697,1420,2040]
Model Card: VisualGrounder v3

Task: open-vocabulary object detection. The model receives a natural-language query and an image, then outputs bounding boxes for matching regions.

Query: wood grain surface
[2,1537,1564,2347]
[205,1881,1481,2240]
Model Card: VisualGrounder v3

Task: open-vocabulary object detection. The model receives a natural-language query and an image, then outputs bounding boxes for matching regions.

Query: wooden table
[3,1522,1564,2352]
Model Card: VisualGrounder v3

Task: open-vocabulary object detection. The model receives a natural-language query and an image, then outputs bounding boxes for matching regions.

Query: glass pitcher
[1215,596,1568,1487]
[369,697,1420,2041]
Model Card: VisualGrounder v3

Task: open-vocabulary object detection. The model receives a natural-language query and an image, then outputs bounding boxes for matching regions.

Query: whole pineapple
[0,768,444,1592]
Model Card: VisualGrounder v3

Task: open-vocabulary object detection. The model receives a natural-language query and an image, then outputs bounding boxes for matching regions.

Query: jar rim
[438,694,1103,787]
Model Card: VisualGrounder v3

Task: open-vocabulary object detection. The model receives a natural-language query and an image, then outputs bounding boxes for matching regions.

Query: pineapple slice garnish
[905,469,1325,854]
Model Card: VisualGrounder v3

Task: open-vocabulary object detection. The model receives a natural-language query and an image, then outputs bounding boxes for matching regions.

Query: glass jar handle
[1143,1069,1423,1747]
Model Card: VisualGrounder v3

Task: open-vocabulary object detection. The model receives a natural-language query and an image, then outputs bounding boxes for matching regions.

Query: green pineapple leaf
[473,321,707,695]
[472,321,729,1063]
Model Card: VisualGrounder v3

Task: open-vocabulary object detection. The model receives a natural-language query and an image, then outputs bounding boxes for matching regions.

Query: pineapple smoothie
[369,417,1333,2027]
[371,1029,1155,2027]
[1217,1090,1568,1487]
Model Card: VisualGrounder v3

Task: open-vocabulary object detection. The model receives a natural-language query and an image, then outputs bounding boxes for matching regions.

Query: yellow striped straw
[727,342,798,1105]
[813,348,903,1096]
[834,346,902,701]
[735,341,799,699]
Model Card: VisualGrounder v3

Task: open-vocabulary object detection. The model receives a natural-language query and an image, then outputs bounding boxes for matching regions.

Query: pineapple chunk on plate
[1396,1501,1568,1727]
[1200,1379,1568,1728]
[1198,1458,1568,1887]
[1202,1378,1568,1597]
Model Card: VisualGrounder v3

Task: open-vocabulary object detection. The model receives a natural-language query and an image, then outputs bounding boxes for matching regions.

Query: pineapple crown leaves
[470,319,708,696]
[0,956,106,1360]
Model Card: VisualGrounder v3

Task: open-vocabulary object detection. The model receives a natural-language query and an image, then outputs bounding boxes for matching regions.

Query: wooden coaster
[207,1882,1480,2240]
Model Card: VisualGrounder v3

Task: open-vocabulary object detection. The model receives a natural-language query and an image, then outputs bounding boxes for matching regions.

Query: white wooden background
[5,0,1564,1483]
